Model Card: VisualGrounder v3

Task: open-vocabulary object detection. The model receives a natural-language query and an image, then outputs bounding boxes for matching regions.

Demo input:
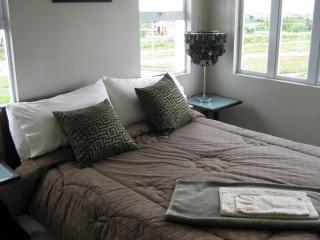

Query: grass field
[141,36,176,72]
[0,47,5,61]
[141,31,311,79]
[242,32,311,78]
[0,45,9,105]
[0,75,9,105]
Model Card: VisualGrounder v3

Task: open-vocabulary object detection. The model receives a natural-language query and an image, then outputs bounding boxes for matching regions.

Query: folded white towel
[236,195,309,217]
[219,187,319,220]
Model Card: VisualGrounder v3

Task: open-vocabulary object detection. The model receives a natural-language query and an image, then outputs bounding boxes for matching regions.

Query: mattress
[27,117,320,240]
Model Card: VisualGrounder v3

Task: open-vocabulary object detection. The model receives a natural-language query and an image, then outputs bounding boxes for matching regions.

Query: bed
[11,116,320,240]
[1,75,320,240]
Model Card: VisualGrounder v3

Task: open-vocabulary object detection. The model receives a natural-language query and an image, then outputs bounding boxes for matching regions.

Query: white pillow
[104,73,186,127]
[7,79,109,160]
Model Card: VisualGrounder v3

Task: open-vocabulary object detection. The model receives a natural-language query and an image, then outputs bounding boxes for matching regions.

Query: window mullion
[236,0,244,73]
[182,0,186,72]
[0,0,4,29]
[267,0,282,78]
[308,0,320,85]
[2,0,18,102]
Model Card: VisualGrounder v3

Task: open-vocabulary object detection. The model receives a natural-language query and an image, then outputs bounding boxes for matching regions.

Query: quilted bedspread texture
[27,118,320,240]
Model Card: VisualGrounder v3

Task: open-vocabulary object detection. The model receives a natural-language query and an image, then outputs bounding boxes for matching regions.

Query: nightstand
[188,94,242,120]
[0,163,55,239]
[0,161,19,185]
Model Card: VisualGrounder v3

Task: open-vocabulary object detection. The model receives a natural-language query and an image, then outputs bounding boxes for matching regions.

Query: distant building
[152,22,167,36]
[0,31,5,45]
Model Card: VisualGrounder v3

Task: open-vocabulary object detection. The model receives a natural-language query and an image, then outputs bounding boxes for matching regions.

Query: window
[236,0,320,85]
[0,0,15,105]
[139,0,187,76]
[240,0,271,74]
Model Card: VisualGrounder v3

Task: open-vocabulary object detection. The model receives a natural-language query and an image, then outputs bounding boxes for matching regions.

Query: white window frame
[0,0,18,102]
[235,0,320,86]
[139,0,189,75]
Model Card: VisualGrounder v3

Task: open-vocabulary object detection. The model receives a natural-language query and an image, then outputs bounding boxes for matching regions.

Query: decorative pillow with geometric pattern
[135,73,194,134]
[53,99,138,168]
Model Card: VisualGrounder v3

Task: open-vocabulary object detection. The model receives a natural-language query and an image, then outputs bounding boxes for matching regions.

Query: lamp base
[197,96,213,103]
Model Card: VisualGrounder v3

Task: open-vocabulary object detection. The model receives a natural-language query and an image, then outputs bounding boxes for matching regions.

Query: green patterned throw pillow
[53,99,138,168]
[135,73,194,134]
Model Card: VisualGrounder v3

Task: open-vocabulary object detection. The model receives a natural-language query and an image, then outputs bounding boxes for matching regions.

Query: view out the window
[139,0,186,76]
[0,29,10,105]
[277,0,314,79]
[241,0,271,73]
[238,0,320,84]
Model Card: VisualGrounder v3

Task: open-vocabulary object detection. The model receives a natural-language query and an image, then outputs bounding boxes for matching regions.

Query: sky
[245,0,314,15]
[139,0,314,15]
[139,0,183,12]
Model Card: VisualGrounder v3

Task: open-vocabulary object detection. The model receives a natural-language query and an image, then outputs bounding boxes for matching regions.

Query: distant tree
[282,16,312,32]
[140,31,145,38]
[245,26,255,33]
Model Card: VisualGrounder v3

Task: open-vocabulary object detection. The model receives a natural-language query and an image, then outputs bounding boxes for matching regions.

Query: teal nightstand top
[188,94,242,112]
[0,162,19,185]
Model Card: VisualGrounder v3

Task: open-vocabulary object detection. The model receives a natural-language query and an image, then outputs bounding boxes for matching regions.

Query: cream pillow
[7,79,110,160]
[104,73,186,127]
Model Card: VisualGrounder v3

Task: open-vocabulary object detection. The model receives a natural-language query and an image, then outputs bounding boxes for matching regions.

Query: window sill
[141,70,190,78]
[234,72,320,89]
[174,71,191,78]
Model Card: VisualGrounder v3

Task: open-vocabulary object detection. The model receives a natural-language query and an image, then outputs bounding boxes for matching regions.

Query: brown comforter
[27,117,320,240]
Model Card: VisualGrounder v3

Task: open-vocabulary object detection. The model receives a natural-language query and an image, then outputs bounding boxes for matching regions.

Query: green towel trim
[165,181,320,230]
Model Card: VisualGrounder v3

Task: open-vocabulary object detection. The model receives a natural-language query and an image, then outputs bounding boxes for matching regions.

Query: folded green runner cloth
[165,180,320,230]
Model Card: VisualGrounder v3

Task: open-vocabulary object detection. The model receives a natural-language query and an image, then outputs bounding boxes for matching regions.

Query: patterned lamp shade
[185,31,227,66]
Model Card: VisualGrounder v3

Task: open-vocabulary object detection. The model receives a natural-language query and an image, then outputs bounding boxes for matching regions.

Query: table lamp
[185,31,226,103]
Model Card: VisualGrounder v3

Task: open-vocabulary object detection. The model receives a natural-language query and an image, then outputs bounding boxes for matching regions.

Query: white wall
[7,0,208,101]
[207,0,320,146]
[8,0,141,100]
[181,0,209,95]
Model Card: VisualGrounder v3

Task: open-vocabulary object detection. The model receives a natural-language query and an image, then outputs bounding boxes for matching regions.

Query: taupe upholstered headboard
[0,107,21,169]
